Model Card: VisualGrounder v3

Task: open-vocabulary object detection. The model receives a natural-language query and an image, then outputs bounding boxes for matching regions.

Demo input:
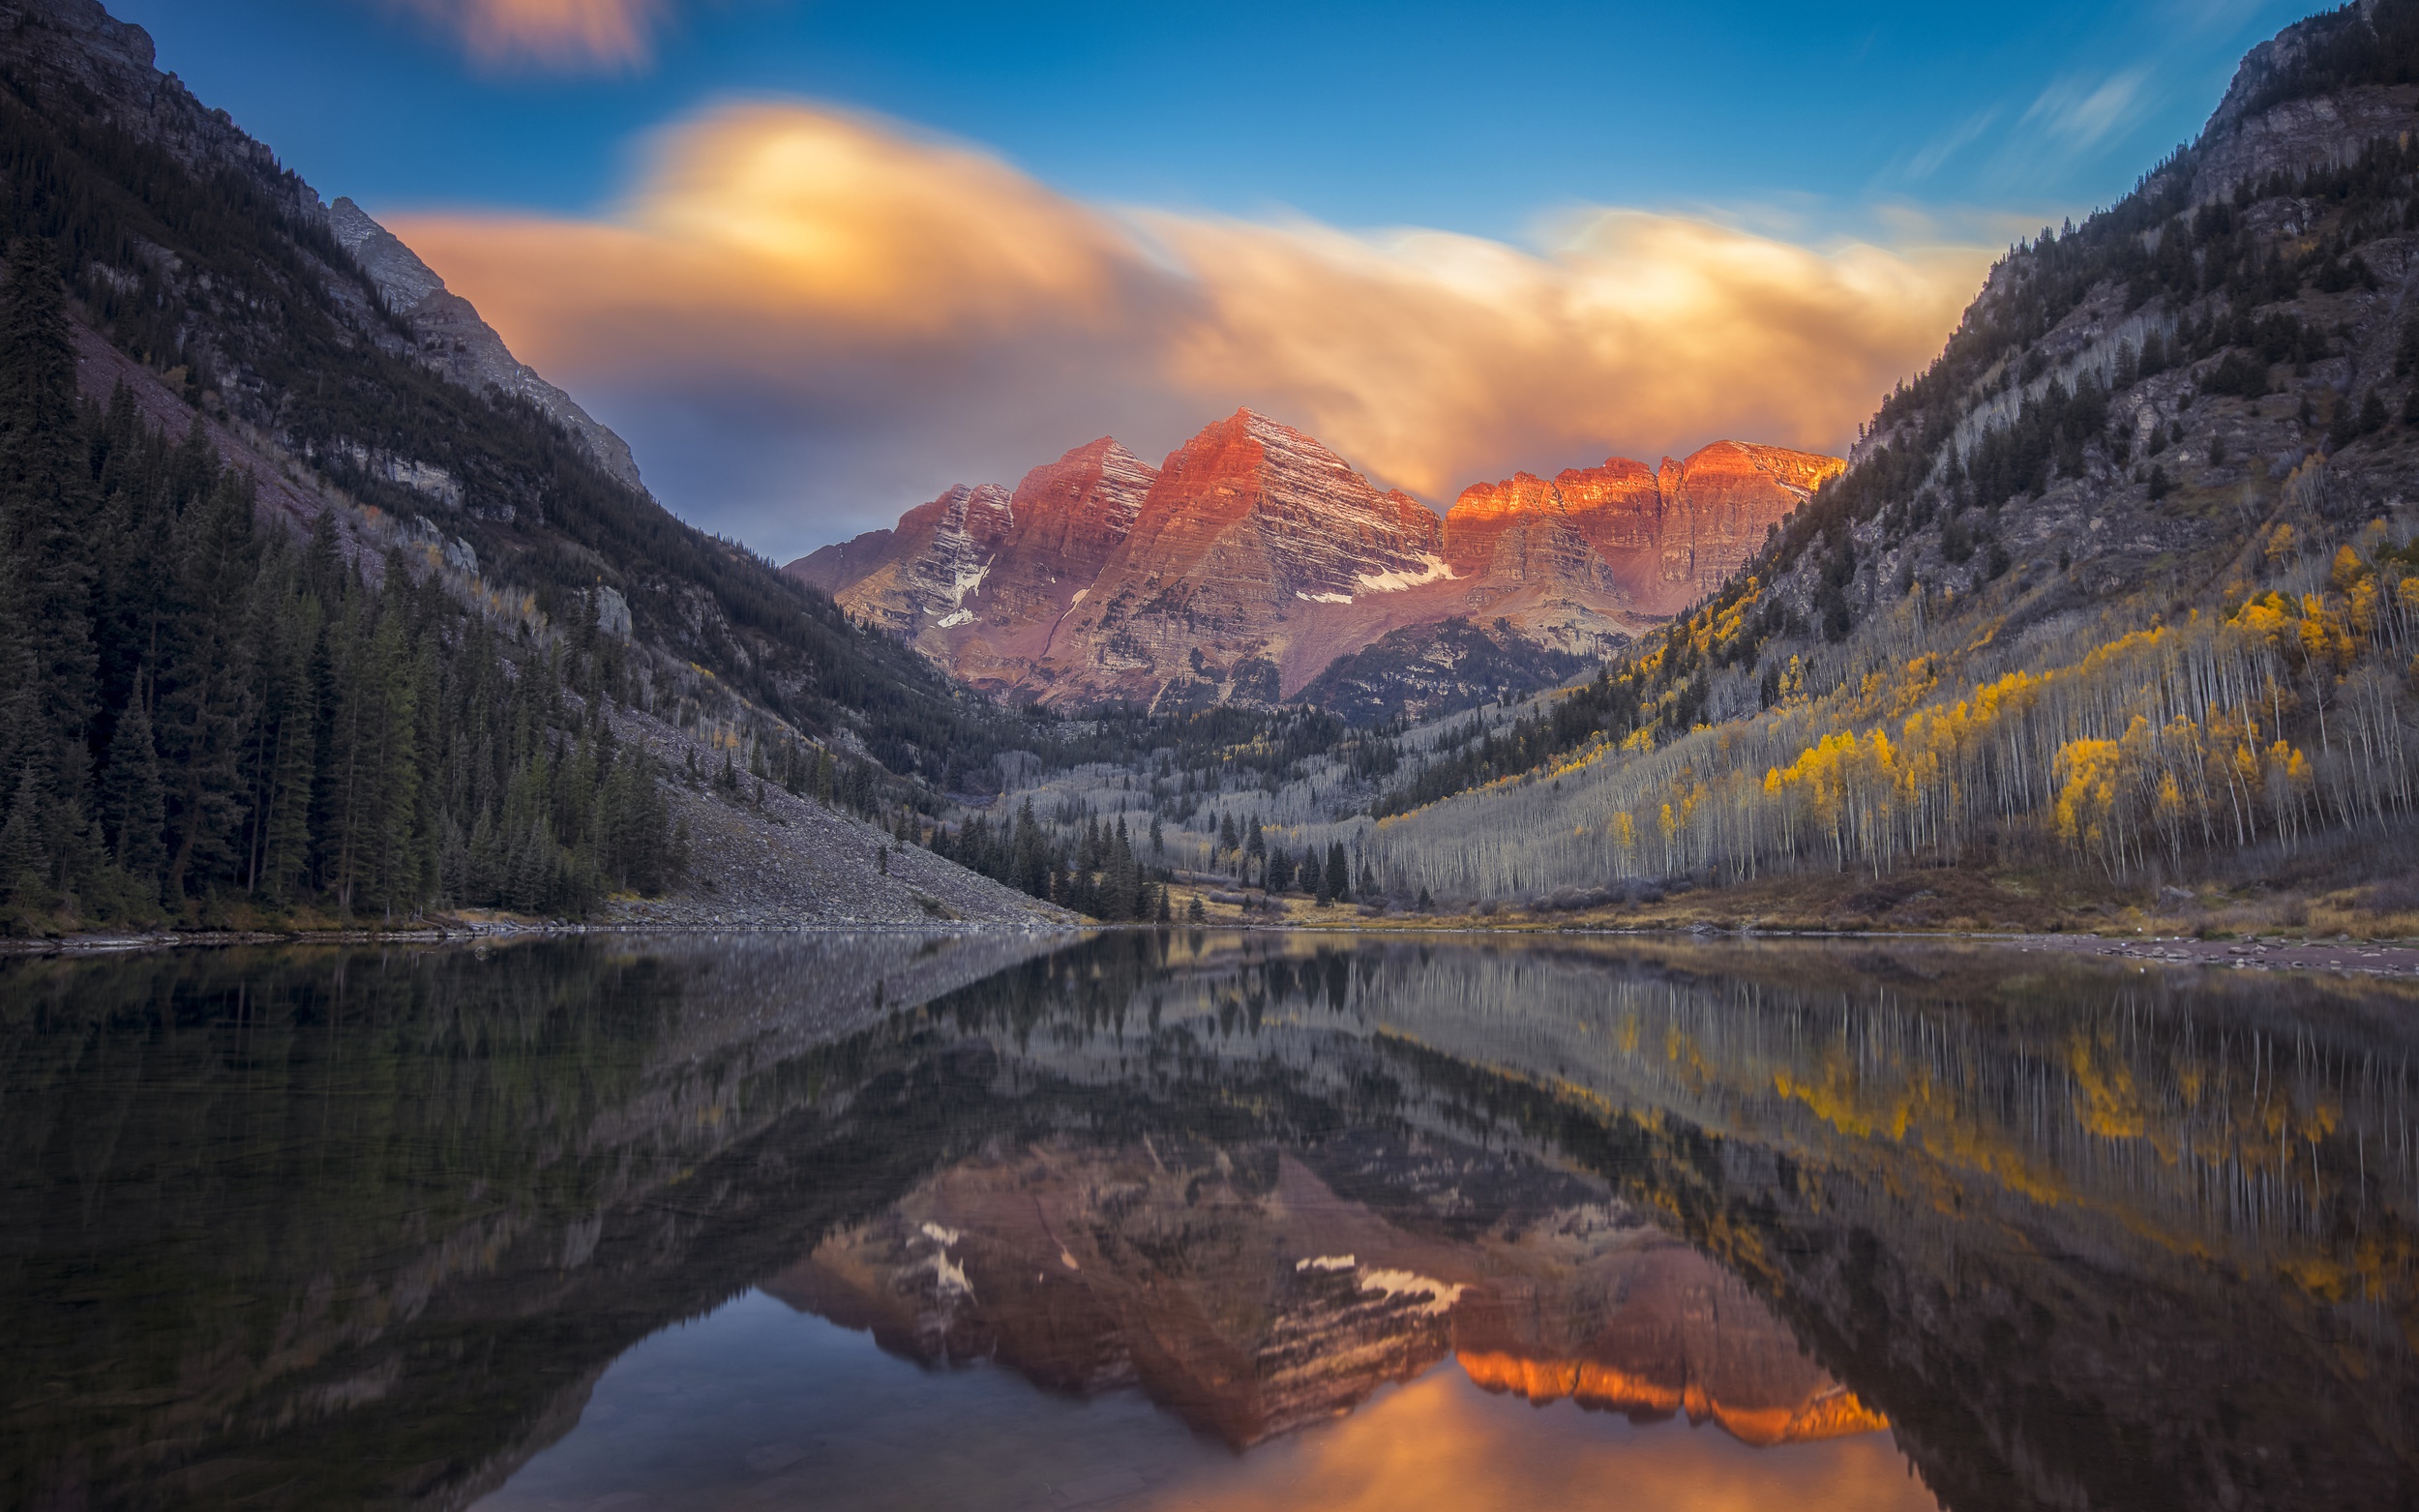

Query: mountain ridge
[789,411,1839,712]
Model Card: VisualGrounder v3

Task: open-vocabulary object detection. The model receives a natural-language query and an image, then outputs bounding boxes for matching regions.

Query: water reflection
[2,932,2413,1510]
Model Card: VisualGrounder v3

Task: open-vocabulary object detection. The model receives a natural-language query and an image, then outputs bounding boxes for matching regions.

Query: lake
[3,932,2413,1510]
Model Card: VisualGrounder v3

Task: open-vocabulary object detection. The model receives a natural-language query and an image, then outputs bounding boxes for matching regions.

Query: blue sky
[114,0,2324,558]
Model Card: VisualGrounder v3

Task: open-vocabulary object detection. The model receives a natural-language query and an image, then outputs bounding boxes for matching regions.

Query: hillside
[788,411,1837,712]
[0,0,1067,933]
[1288,0,2419,923]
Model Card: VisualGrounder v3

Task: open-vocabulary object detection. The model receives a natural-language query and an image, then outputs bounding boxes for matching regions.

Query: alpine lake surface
[4,930,2415,1512]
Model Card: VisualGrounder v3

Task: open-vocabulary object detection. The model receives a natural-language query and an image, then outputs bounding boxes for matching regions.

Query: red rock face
[1442,439,1843,624]
[1036,409,1449,707]
[783,419,1841,709]
[943,438,1156,693]
[787,482,1016,640]
[786,439,1157,696]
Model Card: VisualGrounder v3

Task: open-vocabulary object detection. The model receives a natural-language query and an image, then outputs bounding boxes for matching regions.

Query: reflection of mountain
[1451,1247,1889,1446]
[5,932,2415,1512]
[762,1140,1879,1449]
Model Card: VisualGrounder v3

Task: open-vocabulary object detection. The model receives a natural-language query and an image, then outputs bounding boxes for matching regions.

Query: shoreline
[9,917,2419,978]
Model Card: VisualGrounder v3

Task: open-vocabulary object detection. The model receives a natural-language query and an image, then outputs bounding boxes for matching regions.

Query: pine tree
[0,762,45,909]
[159,470,259,900]
[97,670,164,891]
[1326,842,1350,905]
[248,587,320,902]
[0,239,100,897]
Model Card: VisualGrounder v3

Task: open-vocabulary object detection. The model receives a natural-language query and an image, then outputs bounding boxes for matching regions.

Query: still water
[2,932,2414,1511]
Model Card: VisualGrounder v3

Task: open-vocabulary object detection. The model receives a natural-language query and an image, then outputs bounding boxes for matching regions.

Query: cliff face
[789,416,1840,710]
[1443,439,1844,620]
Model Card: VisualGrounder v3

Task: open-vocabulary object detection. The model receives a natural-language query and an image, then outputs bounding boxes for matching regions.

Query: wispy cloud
[387,0,669,72]
[1903,108,2001,182]
[390,103,1994,552]
[2021,68,2152,149]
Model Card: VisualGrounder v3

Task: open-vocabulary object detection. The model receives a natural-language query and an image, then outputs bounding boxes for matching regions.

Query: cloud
[1901,108,2002,182]
[388,0,668,71]
[2021,68,2152,150]
[389,102,1994,556]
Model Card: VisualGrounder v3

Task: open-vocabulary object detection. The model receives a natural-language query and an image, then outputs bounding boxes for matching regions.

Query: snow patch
[1355,554,1457,594]
[948,559,991,609]
[919,1222,972,1297]
[1295,590,1354,605]
[1355,1268,1466,1316]
[1296,1255,1358,1272]
[936,608,974,628]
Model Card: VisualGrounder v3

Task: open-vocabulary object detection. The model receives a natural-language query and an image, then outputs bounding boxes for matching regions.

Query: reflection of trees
[5,933,2413,1512]
[0,933,1055,1511]
[1212,938,2419,1512]
[916,934,2419,1511]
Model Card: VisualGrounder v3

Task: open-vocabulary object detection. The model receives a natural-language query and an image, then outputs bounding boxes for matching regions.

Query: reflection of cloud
[388,0,667,71]
[391,102,1992,554]
[2022,69,2152,150]
[1165,1365,1936,1512]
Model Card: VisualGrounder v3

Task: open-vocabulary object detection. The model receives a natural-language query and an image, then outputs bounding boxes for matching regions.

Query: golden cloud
[390,0,667,70]
[390,102,1994,550]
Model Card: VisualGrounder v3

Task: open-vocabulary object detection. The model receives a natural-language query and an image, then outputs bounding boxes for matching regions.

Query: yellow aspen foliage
[2297,594,2354,668]
[2347,575,2379,637]
[2264,522,2298,566]
[2053,738,2122,860]
[2331,544,2370,592]
[2230,591,2293,644]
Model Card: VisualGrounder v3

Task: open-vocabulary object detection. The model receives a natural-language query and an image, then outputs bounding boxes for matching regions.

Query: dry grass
[1162,861,2419,942]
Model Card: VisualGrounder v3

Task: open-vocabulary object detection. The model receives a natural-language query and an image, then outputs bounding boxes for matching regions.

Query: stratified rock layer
[787,414,1841,709]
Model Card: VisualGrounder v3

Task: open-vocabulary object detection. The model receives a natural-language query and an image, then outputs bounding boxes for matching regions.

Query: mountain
[1345,0,2419,915]
[0,0,1066,933]
[789,410,1838,712]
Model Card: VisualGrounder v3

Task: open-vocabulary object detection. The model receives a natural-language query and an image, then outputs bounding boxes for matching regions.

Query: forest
[0,238,677,930]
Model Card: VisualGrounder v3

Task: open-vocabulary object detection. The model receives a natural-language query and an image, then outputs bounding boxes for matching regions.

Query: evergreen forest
[0,238,677,931]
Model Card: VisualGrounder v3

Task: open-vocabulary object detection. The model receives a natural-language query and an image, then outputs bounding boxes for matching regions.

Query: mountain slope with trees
[0,0,1066,933]
[1333,0,2419,922]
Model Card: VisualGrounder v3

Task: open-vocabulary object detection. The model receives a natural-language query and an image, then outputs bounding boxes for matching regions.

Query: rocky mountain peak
[1009,436,1155,535]
[329,196,445,312]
